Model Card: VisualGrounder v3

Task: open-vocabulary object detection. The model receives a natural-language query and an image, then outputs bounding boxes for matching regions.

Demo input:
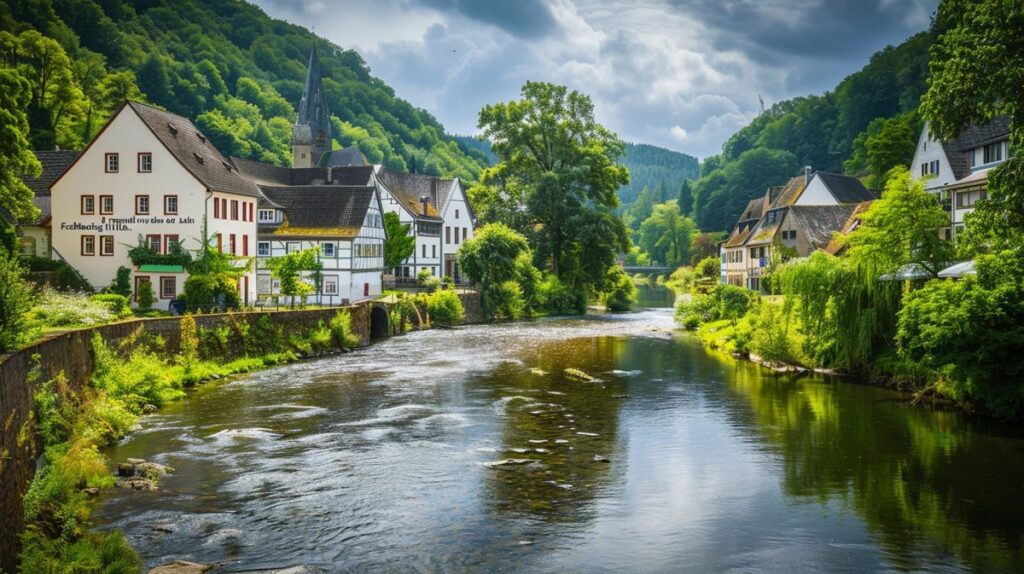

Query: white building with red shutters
[48,101,259,306]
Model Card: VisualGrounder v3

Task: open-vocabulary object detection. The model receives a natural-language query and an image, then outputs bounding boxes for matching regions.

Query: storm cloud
[252,0,938,158]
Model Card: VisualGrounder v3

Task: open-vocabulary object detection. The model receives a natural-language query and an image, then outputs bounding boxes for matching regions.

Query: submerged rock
[564,368,597,382]
[482,458,535,468]
[116,477,156,490]
[135,462,171,479]
[593,455,611,463]
[148,561,214,574]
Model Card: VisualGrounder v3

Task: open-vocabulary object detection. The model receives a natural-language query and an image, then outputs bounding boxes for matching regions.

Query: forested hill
[0,0,487,182]
[617,143,700,206]
[451,135,699,209]
[691,31,932,231]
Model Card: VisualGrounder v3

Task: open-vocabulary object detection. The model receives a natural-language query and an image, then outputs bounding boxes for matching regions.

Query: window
[214,198,220,219]
[931,160,940,176]
[81,195,95,215]
[257,242,270,257]
[135,195,150,215]
[323,276,339,295]
[446,227,451,244]
[215,233,222,253]
[921,163,927,176]
[229,234,236,255]
[287,242,300,254]
[422,244,427,258]
[221,198,227,219]
[957,189,987,209]
[231,200,239,221]
[322,242,336,257]
[259,209,276,223]
[100,235,114,256]
[134,276,150,302]
[100,195,113,215]
[417,221,441,236]
[81,235,95,256]
[164,235,179,253]
[146,234,162,253]
[19,236,36,256]
[164,195,178,215]
[432,245,436,258]
[463,228,467,242]
[138,152,152,173]
[454,228,460,244]
[242,235,248,257]
[984,142,1003,165]
[455,209,460,219]
[105,153,119,173]
[159,276,176,299]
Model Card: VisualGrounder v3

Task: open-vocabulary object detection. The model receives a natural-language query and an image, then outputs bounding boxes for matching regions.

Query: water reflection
[94,310,1024,573]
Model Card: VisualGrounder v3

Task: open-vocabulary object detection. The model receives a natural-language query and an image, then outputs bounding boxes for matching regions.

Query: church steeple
[292,43,332,168]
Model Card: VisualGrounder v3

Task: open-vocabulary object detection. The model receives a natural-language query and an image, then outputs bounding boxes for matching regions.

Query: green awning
[137,264,185,273]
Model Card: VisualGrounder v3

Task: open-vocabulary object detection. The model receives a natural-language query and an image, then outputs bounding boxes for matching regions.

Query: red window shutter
[214,198,219,219]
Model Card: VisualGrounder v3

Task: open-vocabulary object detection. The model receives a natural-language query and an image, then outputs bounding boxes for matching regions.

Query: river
[96,287,1024,573]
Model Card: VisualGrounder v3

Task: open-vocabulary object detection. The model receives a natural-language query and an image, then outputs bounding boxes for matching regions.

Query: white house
[437,177,476,282]
[253,183,385,305]
[16,150,80,258]
[49,101,259,306]
[374,169,446,280]
[910,118,1011,239]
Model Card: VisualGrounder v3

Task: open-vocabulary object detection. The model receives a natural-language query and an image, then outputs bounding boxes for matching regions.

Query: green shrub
[22,256,93,292]
[0,248,33,351]
[183,273,240,312]
[306,321,333,353]
[89,293,131,318]
[91,332,185,412]
[198,324,233,360]
[602,266,637,312]
[484,280,524,320]
[329,310,360,348]
[178,314,199,367]
[243,314,285,356]
[421,275,441,293]
[538,274,582,315]
[107,266,132,298]
[137,280,156,311]
[428,289,465,326]
[749,301,810,366]
[416,268,434,286]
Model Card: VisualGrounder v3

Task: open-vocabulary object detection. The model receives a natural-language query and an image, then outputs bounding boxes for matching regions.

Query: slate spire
[293,42,332,167]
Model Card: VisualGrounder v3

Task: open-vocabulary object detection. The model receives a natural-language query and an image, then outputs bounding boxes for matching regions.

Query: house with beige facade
[48,101,259,306]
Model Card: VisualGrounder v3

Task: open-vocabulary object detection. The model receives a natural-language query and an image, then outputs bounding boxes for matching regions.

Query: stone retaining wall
[0,291,481,571]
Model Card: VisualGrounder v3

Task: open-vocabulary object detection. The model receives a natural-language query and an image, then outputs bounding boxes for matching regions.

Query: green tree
[427,289,465,327]
[839,167,954,278]
[0,68,40,221]
[677,179,693,216]
[602,266,637,312]
[108,266,131,298]
[478,81,630,290]
[637,201,697,267]
[692,147,800,231]
[383,211,415,271]
[459,223,537,318]
[922,0,1024,253]
[265,247,322,307]
[136,278,155,310]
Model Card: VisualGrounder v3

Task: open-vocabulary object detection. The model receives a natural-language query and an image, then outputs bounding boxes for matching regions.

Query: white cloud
[669,126,689,142]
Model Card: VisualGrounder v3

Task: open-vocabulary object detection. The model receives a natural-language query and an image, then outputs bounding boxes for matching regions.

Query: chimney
[804,165,813,184]
[420,195,430,216]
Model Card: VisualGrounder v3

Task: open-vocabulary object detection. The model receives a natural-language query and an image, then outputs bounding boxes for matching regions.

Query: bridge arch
[370,305,389,339]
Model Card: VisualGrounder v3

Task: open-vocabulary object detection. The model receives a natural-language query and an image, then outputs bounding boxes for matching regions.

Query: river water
[96,287,1024,572]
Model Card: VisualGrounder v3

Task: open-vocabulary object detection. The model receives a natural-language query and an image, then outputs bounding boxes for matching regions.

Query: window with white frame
[287,241,300,254]
[136,195,150,215]
[322,242,336,257]
[257,242,270,256]
[259,209,276,223]
[984,142,1003,165]
[164,195,178,215]
[138,153,152,173]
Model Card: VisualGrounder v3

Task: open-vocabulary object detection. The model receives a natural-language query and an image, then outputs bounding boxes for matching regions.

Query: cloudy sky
[252,0,938,159]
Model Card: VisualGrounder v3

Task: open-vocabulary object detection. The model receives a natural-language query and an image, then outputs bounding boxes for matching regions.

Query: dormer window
[197,132,206,143]
[193,152,204,165]
[167,122,178,136]
[984,142,1003,164]
[258,209,276,223]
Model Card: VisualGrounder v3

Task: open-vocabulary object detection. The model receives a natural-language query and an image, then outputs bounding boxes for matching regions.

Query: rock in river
[148,560,214,574]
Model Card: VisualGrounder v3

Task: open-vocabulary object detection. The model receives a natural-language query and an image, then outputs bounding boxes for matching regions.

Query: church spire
[292,42,332,168]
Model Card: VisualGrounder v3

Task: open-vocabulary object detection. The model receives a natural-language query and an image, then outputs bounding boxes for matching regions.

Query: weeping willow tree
[778,169,947,370]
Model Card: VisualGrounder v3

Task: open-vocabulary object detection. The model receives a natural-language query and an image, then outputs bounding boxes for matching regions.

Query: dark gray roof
[231,157,374,187]
[956,116,1011,151]
[294,46,332,164]
[786,204,859,251]
[23,195,52,225]
[814,172,877,204]
[258,185,374,236]
[376,169,444,220]
[21,150,79,196]
[129,102,260,197]
[322,146,368,167]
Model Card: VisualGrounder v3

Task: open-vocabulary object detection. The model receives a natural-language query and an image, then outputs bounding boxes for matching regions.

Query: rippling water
[96,300,1024,573]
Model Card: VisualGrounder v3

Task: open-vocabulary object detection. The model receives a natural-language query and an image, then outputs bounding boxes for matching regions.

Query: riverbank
[0,293,483,573]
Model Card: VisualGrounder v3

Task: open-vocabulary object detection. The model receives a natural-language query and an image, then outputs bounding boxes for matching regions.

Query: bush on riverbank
[428,288,465,327]
[18,309,368,569]
[602,266,638,312]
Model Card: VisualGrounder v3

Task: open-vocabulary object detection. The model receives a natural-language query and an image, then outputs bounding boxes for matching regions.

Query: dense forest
[691,31,932,231]
[0,0,488,181]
